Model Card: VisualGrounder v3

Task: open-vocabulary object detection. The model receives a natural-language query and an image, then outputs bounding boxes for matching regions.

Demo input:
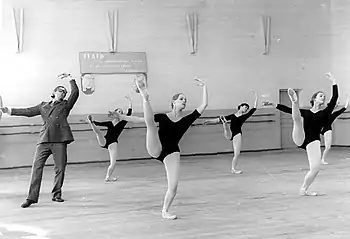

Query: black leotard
[276,84,338,149]
[93,108,132,149]
[320,107,346,135]
[223,108,257,140]
[154,109,201,162]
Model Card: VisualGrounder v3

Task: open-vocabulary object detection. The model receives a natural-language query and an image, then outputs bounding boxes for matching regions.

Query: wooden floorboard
[1,148,350,239]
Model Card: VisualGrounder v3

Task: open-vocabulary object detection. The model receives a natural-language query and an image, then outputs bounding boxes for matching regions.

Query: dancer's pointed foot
[231,168,243,174]
[300,188,318,196]
[134,74,147,92]
[287,88,298,103]
[162,210,177,220]
[87,115,93,123]
[105,177,118,182]
[321,160,329,165]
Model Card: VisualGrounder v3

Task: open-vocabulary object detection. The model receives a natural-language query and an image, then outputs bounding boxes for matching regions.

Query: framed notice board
[79,52,147,74]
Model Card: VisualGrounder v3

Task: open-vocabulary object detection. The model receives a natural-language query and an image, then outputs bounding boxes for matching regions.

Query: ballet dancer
[276,73,338,196]
[87,96,133,182]
[116,74,208,220]
[275,95,348,165]
[0,73,79,207]
[205,91,258,174]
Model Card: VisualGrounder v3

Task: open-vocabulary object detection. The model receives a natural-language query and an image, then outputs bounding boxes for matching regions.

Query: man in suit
[1,73,79,208]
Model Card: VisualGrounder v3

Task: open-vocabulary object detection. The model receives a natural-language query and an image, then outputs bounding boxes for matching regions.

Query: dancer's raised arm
[194,78,208,114]
[323,72,338,114]
[125,95,133,115]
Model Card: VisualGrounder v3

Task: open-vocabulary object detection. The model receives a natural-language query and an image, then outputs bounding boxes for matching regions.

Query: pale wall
[1,0,350,168]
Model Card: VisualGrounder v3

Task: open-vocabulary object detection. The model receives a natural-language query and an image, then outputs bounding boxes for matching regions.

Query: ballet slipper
[287,88,298,103]
[231,168,243,174]
[299,189,318,196]
[105,177,118,182]
[135,77,150,102]
[162,210,177,220]
[87,115,93,123]
[321,160,329,165]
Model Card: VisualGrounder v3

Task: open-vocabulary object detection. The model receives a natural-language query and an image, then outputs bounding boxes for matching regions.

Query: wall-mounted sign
[79,52,147,74]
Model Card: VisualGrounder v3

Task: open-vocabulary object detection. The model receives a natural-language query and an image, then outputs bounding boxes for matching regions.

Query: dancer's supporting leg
[162,152,180,220]
[300,141,322,196]
[288,88,305,146]
[231,134,243,174]
[135,75,162,157]
[321,130,332,165]
[105,143,118,182]
[87,115,106,147]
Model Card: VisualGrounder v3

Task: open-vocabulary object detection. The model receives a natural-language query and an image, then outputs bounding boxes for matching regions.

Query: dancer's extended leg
[87,115,106,147]
[288,88,305,146]
[135,75,162,158]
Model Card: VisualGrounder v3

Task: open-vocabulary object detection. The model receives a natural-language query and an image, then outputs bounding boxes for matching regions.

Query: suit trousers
[27,143,67,202]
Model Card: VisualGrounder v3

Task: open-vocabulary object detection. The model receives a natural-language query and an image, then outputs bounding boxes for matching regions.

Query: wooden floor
[1,148,350,239]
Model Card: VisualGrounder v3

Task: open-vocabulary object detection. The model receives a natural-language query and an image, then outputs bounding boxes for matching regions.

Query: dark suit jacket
[11,80,79,144]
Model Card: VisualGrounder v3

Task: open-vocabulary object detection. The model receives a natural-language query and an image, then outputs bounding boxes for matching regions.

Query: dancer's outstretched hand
[288,88,298,103]
[58,73,74,81]
[261,101,275,107]
[125,95,132,101]
[325,72,336,83]
[194,78,206,87]
[0,107,9,113]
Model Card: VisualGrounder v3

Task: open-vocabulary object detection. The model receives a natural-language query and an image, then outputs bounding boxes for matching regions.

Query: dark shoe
[21,199,35,208]
[52,196,64,202]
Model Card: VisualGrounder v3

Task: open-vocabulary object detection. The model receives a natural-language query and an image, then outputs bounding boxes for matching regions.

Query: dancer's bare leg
[162,152,180,220]
[300,141,322,196]
[105,143,118,182]
[135,75,162,157]
[231,134,243,174]
[288,88,305,146]
[321,130,332,165]
[87,115,106,147]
